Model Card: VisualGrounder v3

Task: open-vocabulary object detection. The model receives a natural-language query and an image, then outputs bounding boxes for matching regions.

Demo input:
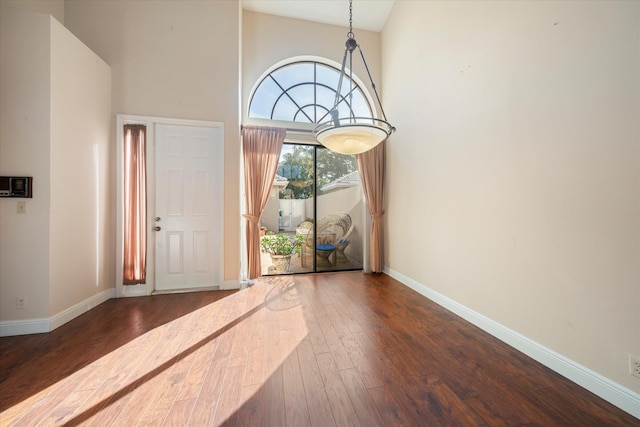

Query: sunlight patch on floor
[3,276,308,426]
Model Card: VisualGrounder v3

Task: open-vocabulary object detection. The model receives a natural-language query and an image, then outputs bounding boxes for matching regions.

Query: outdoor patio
[260,236,363,276]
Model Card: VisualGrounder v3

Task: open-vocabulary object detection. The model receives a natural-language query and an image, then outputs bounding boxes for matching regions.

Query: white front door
[154,123,223,292]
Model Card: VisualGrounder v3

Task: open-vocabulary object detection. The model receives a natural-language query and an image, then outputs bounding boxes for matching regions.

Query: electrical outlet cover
[630,355,640,378]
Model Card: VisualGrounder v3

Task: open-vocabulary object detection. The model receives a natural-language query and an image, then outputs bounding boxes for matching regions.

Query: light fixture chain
[348,0,353,39]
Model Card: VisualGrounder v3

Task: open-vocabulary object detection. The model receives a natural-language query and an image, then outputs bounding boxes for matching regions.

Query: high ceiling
[241,0,396,32]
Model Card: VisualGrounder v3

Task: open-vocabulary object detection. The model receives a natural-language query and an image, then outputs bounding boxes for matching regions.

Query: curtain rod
[240,124,313,134]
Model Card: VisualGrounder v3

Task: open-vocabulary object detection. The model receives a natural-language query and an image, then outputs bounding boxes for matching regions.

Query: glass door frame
[261,141,365,275]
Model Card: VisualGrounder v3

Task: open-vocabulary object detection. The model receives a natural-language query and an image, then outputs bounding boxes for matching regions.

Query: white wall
[0,6,52,323]
[262,193,281,233]
[0,5,113,333]
[49,18,112,316]
[382,0,640,397]
[64,0,241,283]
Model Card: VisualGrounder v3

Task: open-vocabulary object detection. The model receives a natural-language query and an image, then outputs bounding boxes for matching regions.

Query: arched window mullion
[313,82,356,123]
[293,103,331,122]
[269,76,315,123]
[248,59,374,124]
[313,62,318,123]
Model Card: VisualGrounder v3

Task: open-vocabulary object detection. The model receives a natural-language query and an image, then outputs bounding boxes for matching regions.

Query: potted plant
[260,232,303,274]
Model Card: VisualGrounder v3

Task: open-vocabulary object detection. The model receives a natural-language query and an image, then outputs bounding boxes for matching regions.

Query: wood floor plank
[228,287,258,368]
[313,304,354,371]
[282,346,311,427]
[174,339,219,402]
[1,272,637,426]
[36,388,93,426]
[377,372,437,425]
[462,396,509,426]
[262,320,286,382]
[367,386,413,427]
[106,360,172,426]
[135,371,186,426]
[186,304,239,426]
[162,397,196,427]
[261,366,286,427]
[243,313,267,387]
[4,370,89,426]
[184,355,228,425]
[316,352,361,427]
[340,333,385,389]
[212,364,245,426]
[337,367,384,427]
[326,289,365,335]
[297,339,335,427]
[420,375,488,426]
[83,318,193,426]
[531,380,638,426]
[33,329,160,426]
[297,289,331,355]
[233,383,263,427]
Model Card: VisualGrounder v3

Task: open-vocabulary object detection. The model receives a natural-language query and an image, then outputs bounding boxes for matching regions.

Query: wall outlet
[630,355,640,378]
[17,201,26,214]
[16,296,26,309]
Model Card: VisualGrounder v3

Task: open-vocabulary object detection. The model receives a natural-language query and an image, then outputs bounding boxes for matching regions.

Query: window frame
[247,56,378,128]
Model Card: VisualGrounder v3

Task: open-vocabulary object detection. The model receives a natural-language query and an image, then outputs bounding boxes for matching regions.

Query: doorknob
[153,226,161,231]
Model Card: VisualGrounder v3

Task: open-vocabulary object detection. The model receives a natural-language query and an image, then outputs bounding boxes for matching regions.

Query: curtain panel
[123,124,147,285]
[356,141,385,273]
[242,125,286,279]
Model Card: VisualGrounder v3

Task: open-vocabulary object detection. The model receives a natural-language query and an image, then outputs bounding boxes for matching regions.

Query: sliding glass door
[260,143,363,275]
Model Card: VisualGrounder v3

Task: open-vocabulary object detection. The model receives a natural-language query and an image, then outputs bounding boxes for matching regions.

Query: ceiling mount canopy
[314,0,395,155]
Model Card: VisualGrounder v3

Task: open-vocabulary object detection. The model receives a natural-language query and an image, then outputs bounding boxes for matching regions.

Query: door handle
[153,226,161,232]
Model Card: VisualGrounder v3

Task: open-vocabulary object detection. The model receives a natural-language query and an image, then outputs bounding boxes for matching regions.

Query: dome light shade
[315,118,393,155]
[313,0,395,154]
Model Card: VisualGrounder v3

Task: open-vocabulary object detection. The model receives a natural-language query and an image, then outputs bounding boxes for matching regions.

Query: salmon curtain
[356,141,385,273]
[242,125,286,279]
[123,124,147,285]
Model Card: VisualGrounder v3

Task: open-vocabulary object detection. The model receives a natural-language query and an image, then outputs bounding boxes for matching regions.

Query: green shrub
[260,232,303,256]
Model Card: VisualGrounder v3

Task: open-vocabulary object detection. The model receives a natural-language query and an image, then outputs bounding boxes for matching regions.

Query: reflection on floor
[260,249,362,275]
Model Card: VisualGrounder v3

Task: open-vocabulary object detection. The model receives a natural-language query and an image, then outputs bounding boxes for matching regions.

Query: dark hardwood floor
[0,272,637,426]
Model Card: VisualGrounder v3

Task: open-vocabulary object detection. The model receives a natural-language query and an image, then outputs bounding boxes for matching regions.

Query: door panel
[155,124,223,292]
[315,147,363,272]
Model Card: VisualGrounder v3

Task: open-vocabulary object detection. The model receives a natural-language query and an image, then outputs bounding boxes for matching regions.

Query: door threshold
[152,286,221,295]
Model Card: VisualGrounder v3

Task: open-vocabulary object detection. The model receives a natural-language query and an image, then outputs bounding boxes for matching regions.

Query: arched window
[248,60,374,125]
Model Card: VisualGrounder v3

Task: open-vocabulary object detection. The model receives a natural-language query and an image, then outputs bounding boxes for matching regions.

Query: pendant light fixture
[313,0,395,155]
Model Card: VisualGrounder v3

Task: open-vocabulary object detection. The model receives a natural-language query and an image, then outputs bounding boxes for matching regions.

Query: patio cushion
[317,244,335,251]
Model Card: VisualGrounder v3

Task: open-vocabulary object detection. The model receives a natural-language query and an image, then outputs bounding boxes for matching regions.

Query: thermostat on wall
[0,176,33,198]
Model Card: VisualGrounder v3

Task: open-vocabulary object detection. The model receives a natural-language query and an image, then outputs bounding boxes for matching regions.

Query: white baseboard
[221,279,240,290]
[119,283,150,297]
[49,288,115,331]
[383,267,640,420]
[0,288,115,337]
[0,280,237,337]
[0,317,50,336]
